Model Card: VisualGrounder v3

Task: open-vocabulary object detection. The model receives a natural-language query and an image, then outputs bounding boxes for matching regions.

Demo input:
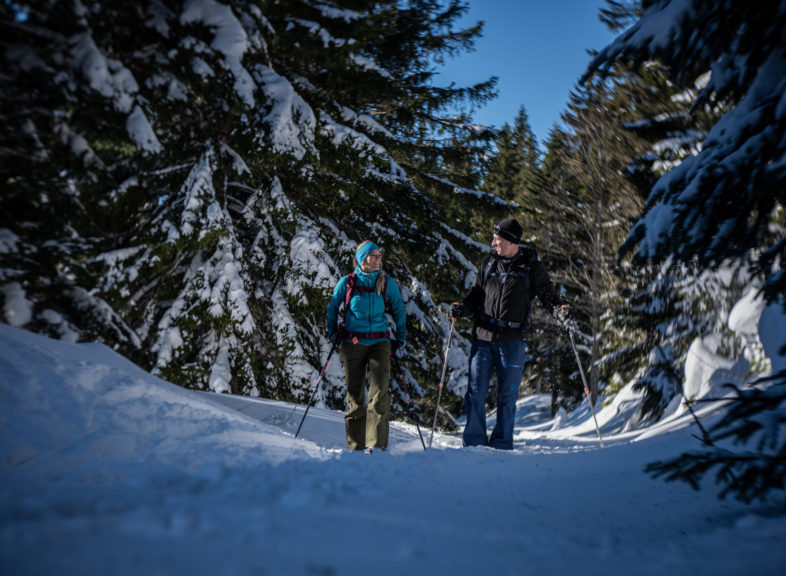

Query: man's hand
[449,302,465,319]
[555,304,577,331]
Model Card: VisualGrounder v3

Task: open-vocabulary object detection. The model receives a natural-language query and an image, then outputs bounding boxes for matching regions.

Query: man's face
[492,234,519,258]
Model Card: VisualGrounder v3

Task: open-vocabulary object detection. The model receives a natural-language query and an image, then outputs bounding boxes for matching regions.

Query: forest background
[1,0,784,497]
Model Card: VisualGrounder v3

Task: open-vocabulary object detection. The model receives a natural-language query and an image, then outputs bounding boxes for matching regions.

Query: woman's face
[361,250,382,273]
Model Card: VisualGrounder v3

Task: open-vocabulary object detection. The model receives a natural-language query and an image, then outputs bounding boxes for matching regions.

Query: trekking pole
[392,355,427,450]
[295,335,341,439]
[429,310,456,448]
[565,322,604,448]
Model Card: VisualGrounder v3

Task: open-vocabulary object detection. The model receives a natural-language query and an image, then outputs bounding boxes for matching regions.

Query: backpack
[341,272,391,343]
[482,257,531,301]
[477,256,532,331]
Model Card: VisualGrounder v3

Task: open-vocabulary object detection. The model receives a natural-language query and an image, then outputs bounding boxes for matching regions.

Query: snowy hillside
[2,322,785,576]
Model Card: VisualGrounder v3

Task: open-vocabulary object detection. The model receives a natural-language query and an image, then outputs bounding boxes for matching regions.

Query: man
[451,218,564,450]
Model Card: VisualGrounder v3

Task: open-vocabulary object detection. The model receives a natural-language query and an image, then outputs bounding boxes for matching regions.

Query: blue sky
[436,1,618,146]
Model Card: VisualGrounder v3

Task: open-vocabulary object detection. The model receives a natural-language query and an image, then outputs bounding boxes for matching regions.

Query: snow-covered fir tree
[588,0,786,501]
[588,0,786,303]
[482,105,540,206]
[614,66,732,423]
[0,0,507,426]
[535,69,654,408]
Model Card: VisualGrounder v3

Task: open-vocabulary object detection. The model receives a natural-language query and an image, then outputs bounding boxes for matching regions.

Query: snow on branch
[319,110,407,183]
[253,65,317,159]
[181,0,256,107]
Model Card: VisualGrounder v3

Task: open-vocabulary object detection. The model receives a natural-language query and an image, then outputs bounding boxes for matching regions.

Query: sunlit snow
[2,323,784,575]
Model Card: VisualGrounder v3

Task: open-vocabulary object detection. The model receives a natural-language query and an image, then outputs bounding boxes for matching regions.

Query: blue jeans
[463,339,527,450]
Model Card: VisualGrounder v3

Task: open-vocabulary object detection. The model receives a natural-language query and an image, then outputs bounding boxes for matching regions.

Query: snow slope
[1,323,784,576]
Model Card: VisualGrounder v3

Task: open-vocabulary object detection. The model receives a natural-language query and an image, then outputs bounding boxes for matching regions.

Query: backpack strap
[482,256,530,293]
[345,273,389,308]
[475,313,528,331]
[344,273,357,309]
[479,256,533,330]
[483,257,496,288]
[344,329,392,343]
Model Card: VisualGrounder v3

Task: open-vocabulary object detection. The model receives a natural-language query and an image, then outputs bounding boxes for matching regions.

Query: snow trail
[1,324,785,575]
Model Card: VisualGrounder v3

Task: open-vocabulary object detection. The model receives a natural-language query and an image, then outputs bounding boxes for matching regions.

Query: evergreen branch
[645,448,786,504]
[646,371,786,504]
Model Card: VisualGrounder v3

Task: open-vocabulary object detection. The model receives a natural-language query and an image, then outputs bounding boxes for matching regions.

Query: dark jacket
[462,246,561,343]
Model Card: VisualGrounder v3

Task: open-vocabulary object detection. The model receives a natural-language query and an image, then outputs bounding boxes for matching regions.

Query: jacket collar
[353,265,380,284]
[491,245,537,266]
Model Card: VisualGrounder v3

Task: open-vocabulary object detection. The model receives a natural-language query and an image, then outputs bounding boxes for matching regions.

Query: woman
[326,241,406,453]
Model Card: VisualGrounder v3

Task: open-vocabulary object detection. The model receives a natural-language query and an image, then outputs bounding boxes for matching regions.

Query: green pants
[340,340,391,451]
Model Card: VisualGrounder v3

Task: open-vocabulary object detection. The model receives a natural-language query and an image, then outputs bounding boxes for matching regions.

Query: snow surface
[1,322,785,576]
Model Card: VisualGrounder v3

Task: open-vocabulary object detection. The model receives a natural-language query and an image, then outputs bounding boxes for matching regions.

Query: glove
[449,302,465,319]
[555,304,577,331]
[390,339,404,357]
[329,325,346,344]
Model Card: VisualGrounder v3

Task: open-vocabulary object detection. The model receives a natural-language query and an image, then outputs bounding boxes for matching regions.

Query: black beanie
[493,218,522,244]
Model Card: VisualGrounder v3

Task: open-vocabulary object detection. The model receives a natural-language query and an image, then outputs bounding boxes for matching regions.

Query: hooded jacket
[462,246,561,343]
[326,266,406,346]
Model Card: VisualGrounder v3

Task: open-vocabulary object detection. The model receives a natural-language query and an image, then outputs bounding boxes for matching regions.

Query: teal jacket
[326,267,406,346]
